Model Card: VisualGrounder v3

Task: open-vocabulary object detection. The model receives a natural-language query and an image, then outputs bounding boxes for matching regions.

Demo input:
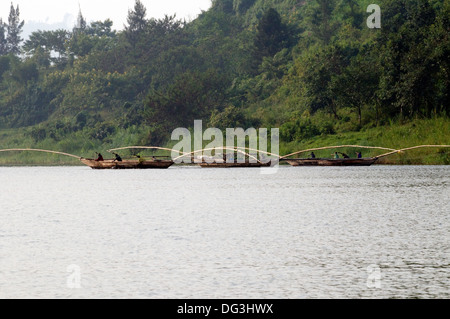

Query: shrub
[280,118,320,142]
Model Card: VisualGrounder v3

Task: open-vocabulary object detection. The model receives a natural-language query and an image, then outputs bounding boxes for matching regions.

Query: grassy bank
[0,125,146,166]
[281,117,450,165]
[1,117,449,166]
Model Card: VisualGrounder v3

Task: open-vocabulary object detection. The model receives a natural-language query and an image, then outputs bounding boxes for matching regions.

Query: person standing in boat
[95,153,104,161]
[356,152,362,159]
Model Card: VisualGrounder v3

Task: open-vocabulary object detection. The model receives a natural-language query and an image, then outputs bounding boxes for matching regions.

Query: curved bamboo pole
[108,145,279,160]
[280,145,398,159]
[233,146,281,158]
[110,146,266,163]
[375,145,450,159]
[0,148,81,159]
[107,146,176,154]
[173,147,262,163]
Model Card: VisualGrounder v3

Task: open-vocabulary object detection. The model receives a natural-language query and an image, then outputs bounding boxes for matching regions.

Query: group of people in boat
[309,151,362,159]
[95,153,122,162]
[95,151,363,162]
[94,153,159,162]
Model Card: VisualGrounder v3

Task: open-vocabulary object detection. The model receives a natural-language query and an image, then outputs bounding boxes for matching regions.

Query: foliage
[0,19,8,55]
[143,69,230,129]
[209,105,247,130]
[252,8,291,70]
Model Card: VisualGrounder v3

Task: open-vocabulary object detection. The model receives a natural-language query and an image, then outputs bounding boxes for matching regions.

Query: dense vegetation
[0,0,449,163]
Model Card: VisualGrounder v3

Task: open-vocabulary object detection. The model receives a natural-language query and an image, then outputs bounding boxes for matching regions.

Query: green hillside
[0,0,449,164]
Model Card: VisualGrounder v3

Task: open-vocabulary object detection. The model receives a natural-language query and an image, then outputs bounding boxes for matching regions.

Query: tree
[233,0,256,15]
[0,55,10,78]
[301,45,350,119]
[0,19,7,55]
[211,0,234,14]
[6,3,24,55]
[49,29,71,63]
[375,0,444,118]
[66,33,95,58]
[143,69,229,130]
[11,60,39,84]
[30,46,51,69]
[23,29,70,66]
[87,19,116,38]
[253,8,289,71]
[306,0,337,44]
[336,0,364,28]
[332,52,380,126]
[125,0,148,46]
[209,105,246,130]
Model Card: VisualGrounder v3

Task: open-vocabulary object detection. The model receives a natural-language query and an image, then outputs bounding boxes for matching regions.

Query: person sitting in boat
[356,152,362,159]
[333,152,339,159]
[114,153,122,162]
[95,153,104,161]
[310,152,316,159]
[340,152,350,159]
[136,155,145,164]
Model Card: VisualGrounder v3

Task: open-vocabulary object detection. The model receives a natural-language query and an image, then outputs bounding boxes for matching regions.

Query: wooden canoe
[199,162,272,168]
[282,157,378,167]
[198,158,273,167]
[80,158,174,169]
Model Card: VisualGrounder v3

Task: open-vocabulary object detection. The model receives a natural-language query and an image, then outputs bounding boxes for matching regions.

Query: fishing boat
[196,154,272,168]
[80,158,174,169]
[199,161,272,168]
[282,157,378,167]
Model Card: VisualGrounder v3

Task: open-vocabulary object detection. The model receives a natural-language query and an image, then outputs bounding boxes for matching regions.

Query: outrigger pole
[108,146,275,164]
[280,145,398,159]
[374,145,450,159]
[0,148,82,159]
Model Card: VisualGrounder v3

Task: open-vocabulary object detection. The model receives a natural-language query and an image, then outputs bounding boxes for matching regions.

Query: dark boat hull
[199,161,271,168]
[80,158,174,169]
[283,158,378,167]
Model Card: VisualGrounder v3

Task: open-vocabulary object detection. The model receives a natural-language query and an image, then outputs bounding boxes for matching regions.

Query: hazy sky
[1,0,212,37]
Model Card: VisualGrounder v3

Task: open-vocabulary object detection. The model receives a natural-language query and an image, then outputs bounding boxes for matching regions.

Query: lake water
[0,165,448,299]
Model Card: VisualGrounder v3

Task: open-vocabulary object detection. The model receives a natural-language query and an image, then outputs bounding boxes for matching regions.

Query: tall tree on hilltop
[6,2,24,55]
[125,0,148,46]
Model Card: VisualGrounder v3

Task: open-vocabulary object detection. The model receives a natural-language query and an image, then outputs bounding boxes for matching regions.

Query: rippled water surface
[0,165,448,299]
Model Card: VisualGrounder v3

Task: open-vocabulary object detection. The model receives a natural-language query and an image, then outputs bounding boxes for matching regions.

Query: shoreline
[1,162,449,167]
